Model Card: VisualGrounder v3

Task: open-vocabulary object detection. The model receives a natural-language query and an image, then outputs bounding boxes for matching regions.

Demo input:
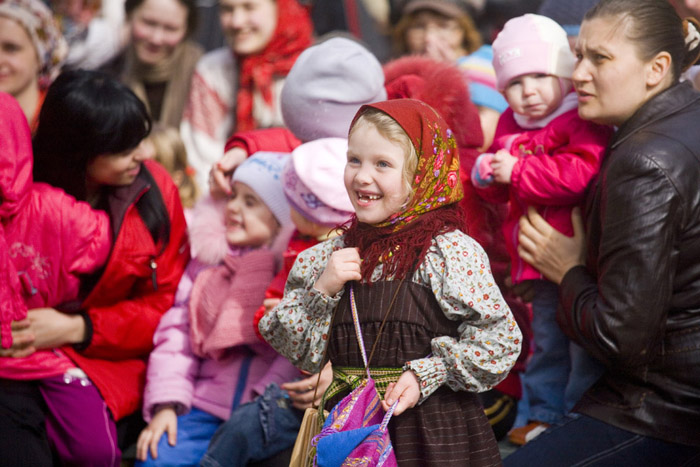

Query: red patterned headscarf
[344,99,466,281]
[235,0,313,132]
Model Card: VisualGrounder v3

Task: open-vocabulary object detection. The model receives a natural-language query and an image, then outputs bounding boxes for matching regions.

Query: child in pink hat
[471,13,613,445]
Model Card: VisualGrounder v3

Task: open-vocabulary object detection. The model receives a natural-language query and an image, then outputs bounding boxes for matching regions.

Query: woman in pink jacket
[471,14,613,444]
[0,92,111,465]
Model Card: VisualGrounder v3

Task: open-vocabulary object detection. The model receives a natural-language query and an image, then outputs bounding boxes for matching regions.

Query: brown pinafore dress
[326,280,502,466]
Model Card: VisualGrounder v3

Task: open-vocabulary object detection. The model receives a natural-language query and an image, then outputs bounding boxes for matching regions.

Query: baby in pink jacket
[471,14,613,444]
[137,152,298,466]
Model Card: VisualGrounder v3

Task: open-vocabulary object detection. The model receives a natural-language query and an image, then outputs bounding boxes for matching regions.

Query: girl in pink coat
[0,92,111,465]
[136,152,299,466]
[471,14,613,444]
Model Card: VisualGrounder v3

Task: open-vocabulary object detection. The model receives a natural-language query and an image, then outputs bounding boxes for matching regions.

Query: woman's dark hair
[125,0,199,37]
[33,69,170,248]
[585,0,700,82]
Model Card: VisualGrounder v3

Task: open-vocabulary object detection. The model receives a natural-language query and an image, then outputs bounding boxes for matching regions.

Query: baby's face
[504,73,564,120]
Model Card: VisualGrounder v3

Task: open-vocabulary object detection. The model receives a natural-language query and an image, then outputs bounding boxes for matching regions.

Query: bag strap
[349,281,403,376]
[231,347,254,411]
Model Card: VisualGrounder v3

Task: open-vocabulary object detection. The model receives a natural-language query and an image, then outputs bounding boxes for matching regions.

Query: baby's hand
[491,150,518,184]
[136,405,178,461]
[382,370,420,416]
[314,248,361,296]
[263,298,281,314]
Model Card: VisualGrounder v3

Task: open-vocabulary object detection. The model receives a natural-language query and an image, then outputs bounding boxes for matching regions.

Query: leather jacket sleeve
[557,149,683,368]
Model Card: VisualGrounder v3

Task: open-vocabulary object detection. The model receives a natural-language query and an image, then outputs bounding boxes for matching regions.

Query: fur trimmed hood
[384,55,484,152]
[188,194,295,268]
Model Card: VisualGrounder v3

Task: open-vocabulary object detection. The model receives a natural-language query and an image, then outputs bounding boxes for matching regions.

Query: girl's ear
[645,51,672,88]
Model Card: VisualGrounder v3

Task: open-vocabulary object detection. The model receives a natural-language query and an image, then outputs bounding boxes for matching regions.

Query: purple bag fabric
[311,378,397,467]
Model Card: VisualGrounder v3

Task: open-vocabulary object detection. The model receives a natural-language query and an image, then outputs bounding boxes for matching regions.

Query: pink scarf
[188,249,276,359]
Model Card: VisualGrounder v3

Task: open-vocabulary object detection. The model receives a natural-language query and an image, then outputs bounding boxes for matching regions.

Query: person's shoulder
[432,229,486,258]
[197,47,235,69]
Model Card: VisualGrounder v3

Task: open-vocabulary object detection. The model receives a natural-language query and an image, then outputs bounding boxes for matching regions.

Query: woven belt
[322,366,403,405]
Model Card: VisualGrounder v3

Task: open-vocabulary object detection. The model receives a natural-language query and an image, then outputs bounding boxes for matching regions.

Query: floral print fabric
[259,230,522,401]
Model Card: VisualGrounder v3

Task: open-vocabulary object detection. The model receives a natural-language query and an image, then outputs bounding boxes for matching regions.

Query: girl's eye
[377,160,390,168]
[347,156,360,164]
[594,54,608,62]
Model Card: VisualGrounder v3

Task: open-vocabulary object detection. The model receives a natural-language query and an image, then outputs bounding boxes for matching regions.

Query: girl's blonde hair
[147,124,199,208]
[349,107,418,201]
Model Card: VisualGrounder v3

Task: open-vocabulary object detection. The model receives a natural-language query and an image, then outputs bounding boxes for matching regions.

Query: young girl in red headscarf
[180,0,313,192]
[260,98,522,466]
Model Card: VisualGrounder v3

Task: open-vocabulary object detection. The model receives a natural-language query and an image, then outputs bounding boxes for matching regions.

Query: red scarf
[235,0,313,132]
[344,99,466,281]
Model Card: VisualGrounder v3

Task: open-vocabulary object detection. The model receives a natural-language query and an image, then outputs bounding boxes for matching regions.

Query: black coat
[558,82,700,446]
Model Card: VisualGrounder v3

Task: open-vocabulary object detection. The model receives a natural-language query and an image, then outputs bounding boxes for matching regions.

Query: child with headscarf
[260,99,521,466]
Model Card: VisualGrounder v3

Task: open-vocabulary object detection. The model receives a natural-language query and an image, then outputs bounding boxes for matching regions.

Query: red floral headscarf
[344,99,466,281]
[235,0,313,132]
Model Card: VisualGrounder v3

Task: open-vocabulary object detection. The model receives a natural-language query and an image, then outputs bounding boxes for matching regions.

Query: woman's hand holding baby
[382,370,420,416]
[314,248,361,296]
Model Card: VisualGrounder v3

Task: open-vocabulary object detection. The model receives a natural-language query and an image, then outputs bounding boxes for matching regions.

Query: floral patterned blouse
[259,230,522,400]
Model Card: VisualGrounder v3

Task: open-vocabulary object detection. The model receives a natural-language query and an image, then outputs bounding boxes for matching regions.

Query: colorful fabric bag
[311,285,400,467]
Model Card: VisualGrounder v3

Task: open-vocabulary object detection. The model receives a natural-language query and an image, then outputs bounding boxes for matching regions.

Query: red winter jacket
[477,107,613,284]
[63,160,190,420]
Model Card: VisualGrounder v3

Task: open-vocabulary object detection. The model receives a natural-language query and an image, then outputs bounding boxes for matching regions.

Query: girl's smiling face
[219,0,278,56]
[344,121,411,225]
[225,181,279,247]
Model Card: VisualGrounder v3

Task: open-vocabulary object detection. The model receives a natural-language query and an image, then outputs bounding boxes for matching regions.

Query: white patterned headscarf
[0,0,68,87]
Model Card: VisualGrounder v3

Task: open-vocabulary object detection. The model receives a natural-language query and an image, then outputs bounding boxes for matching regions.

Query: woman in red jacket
[7,69,190,465]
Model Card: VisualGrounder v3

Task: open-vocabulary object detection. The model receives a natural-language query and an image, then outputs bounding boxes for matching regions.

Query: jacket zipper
[150,257,158,291]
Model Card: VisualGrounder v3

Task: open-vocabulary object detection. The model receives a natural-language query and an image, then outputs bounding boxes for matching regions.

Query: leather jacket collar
[612,81,700,150]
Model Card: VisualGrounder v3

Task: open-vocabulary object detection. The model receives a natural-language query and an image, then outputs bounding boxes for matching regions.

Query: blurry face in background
[219,0,278,56]
[129,0,189,65]
[668,0,700,19]
[405,9,466,60]
[0,16,40,97]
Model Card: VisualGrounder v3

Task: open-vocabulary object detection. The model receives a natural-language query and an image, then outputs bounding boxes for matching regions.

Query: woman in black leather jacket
[506,0,700,465]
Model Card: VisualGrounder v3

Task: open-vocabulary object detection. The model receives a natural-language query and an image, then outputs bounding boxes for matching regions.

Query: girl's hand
[136,405,178,461]
[210,147,248,199]
[314,248,361,296]
[491,150,518,184]
[282,361,333,410]
[382,370,420,416]
[424,34,459,62]
[518,206,586,284]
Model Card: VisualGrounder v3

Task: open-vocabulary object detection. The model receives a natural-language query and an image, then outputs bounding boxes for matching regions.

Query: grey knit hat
[280,37,387,143]
[231,152,291,227]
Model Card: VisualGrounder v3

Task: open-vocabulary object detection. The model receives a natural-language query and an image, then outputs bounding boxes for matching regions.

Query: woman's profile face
[129,0,189,66]
[573,16,653,126]
[219,0,278,56]
[87,140,149,188]
[0,16,40,97]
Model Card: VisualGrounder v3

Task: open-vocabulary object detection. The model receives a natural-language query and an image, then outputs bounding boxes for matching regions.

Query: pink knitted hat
[491,13,576,91]
[282,137,354,227]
